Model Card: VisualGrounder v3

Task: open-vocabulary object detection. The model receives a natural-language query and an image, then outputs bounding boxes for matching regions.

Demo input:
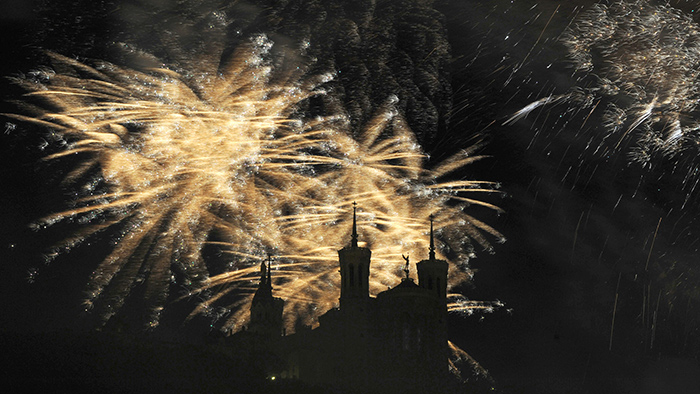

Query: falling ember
[9,36,503,330]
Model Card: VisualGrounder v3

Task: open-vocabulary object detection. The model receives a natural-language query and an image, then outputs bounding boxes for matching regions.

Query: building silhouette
[229,205,451,393]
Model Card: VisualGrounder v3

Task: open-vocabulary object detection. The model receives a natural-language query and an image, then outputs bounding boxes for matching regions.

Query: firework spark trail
[448,340,495,384]
[509,0,700,174]
[10,37,504,329]
[502,93,571,126]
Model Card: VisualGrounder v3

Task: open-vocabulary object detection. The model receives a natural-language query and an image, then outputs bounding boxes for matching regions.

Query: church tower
[417,215,448,301]
[337,202,371,309]
[249,256,284,337]
[415,215,449,386]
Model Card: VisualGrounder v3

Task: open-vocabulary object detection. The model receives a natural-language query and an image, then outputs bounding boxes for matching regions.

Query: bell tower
[416,215,449,382]
[417,215,448,301]
[249,255,284,337]
[338,202,371,307]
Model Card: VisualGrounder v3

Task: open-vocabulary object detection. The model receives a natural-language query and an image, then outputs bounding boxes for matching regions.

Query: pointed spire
[351,201,358,248]
[429,214,436,261]
[267,256,272,284]
[259,254,273,291]
[260,258,268,286]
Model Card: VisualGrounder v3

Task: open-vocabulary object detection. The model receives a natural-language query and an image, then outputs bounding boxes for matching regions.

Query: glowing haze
[10,36,503,331]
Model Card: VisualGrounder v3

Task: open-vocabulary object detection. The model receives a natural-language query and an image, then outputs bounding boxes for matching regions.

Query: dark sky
[1,1,699,393]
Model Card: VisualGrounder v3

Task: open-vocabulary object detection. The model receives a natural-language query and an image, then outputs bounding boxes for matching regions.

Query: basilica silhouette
[228,205,451,393]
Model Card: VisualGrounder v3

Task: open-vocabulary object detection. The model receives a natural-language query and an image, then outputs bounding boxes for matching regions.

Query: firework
[194,98,505,330]
[9,35,332,327]
[10,33,502,330]
[448,340,494,384]
[511,0,700,168]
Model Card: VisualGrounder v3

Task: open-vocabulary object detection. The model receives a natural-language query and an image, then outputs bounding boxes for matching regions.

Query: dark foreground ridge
[2,329,327,394]
[3,328,490,394]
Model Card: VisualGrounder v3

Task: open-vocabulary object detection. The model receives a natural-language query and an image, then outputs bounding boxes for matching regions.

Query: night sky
[1,1,700,393]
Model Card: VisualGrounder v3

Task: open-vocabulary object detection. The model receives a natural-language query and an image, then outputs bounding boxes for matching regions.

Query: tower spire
[249,253,284,337]
[266,254,272,284]
[351,201,358,248]
[338,201,371,304]
[429,214,436,260]
[260,257,268,286]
